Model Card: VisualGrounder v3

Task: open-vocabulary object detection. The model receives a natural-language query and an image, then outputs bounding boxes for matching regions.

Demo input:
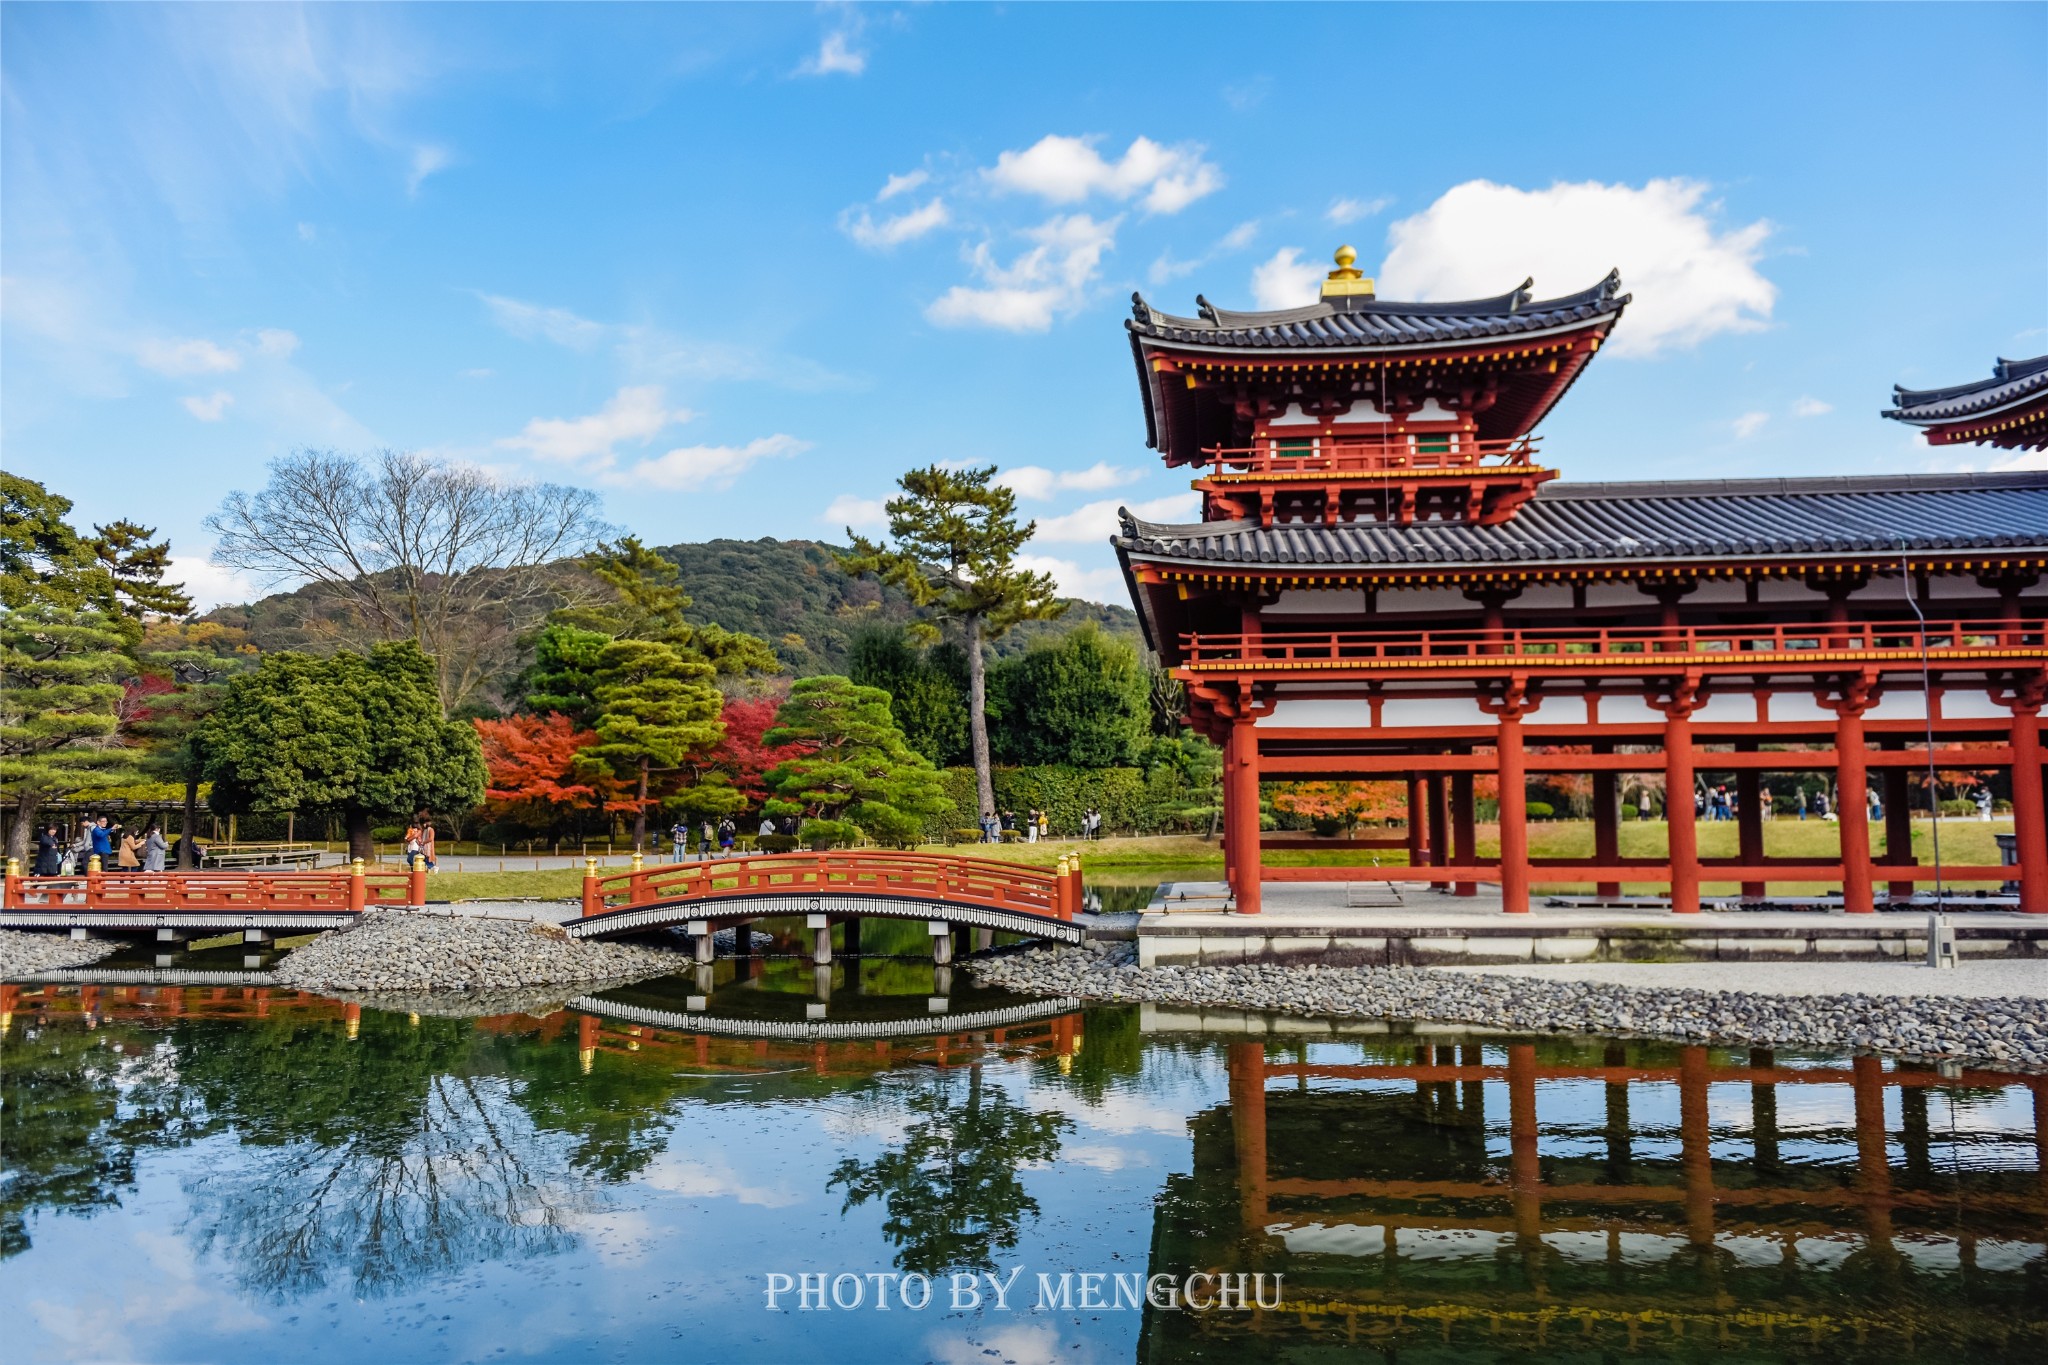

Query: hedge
[932,765,1217,839]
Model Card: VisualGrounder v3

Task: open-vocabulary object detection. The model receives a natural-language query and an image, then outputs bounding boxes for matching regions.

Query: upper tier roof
[1114,470,2048,568]
[1127,271,1629,352]
[1885,354,2048,424]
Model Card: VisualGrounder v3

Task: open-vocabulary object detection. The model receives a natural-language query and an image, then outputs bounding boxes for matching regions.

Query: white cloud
[1031,492,1198,542]
[136,336,240,375]
[1733,411,1770,439]
[1015,552,1127,603]
[1327,195,1392,225]
[926,213,1119,332]
[984,135,1222,215]
[1250,247,1324,310]
[841,197,951,249]
[1379,177,1775,357]
[460,366,493,379]
[1792,395,1833,417]
[996,461,1141,500]
[1151,220,1260,284]
[797,28,866,76]
[254,328,299,357]
[407,143,451,194]
[296,221,317,242]
[823,492,889,530]
[878,169,929,201]
[172,553,260,612]
[619,434,810,490]
[179,390,234,422]
[480,293,609,349]
[498,385,692,470]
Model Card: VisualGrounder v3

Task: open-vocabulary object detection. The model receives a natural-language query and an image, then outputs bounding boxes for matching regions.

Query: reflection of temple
[1144,1038,2048,1360]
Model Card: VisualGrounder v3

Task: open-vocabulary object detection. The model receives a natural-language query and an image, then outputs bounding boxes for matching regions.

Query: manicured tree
[521,624,611,726]
[987,625,1148,767]
[762,676,952,847]
[841,464,1065,825]
[1,603,139,860]
[84,519,192,643]
[548,536,780,676]
[198,642,487,861]
[847,624,970,766]
[582,639,727,851]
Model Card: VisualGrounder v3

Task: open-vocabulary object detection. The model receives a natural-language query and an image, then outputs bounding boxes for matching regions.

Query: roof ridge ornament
[1320,245,1375,301]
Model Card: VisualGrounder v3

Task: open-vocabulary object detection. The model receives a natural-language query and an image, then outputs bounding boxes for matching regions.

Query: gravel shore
[274,910,690,994]
[970,943,2048,1071]
[0,929,122,979]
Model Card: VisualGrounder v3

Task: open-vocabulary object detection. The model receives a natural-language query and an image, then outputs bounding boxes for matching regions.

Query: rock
[0,929,122,978]
[273,909,689,994]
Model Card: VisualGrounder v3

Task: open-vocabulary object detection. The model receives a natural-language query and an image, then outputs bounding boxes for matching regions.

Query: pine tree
[762,676,952,848]
[581,639,727,850]
[549,536,779,675]
[841,465,1066,823]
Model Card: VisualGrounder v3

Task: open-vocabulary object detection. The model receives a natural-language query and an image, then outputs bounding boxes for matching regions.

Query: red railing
[1180,617,2047,672]
[3,865,418,913]
[1196,435,1540,479]
[583,850,1080,922]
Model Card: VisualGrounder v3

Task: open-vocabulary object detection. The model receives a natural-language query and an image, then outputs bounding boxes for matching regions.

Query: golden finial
[1322,245,1374,299]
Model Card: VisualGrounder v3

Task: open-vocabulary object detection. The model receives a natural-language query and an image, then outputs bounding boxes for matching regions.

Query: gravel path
[970,944,2048,1071]
[1443,959,2048,1000]
[274,909,690,994]
[0,929,122,979]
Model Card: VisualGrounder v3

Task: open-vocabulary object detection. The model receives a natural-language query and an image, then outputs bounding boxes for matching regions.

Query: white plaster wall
[1512,585,1576,610]
[1756,579,1827,604]
[1379,696,1490,727]
[1692,692,1760,724]
[1939,690,2011,720]
[1596,694,1669,725]
[1535,696,1589,725]
[1584,584,1646,609]
[1862,691,1927,721]
[1259,699,1371,729]
[1768,692,1836,722]
[1373,586,1468,615]
[1266,588,1368,616]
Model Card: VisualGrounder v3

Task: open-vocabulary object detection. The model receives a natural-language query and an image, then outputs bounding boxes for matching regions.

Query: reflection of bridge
[566,851,1086,959]
[570,992,1084,1043]
[1144,1037,2048,1361]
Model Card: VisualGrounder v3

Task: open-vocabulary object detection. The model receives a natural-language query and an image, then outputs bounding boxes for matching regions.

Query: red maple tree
[694,695,811,805]
[474,714,634,829]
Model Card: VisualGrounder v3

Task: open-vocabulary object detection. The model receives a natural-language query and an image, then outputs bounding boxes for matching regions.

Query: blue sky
[4,3,2044,609]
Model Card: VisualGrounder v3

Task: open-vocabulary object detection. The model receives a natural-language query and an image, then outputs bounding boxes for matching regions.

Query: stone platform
[1133,881,2048,968]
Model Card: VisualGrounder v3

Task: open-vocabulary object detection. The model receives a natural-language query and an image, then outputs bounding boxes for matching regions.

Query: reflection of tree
[178,1012,601,1301]
[0,1023,200,1258]
[829,1067,1069,1275]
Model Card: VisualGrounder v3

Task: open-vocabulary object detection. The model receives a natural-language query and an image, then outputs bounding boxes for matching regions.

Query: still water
[3,948,2045,1364]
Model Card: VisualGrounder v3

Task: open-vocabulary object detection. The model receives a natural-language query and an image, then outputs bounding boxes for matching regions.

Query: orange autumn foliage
[474,713,635,826]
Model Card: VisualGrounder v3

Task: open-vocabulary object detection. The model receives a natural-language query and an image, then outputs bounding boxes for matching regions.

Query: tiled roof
[1886,355,2048,424]
[1114,471,2048,567]
[1126,272,1629,351]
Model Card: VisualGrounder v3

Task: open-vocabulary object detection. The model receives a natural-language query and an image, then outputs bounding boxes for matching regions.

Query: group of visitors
[402,813,439,872]
[31,815,168,875]
[667,814,802,862]
[976,808,1103,842]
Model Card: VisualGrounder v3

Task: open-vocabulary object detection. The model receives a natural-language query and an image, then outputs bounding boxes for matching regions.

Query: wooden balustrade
[1180,616,2046,674]
[1195,435,1541,478]
[3,862,419,912]
[581,850,1078,921]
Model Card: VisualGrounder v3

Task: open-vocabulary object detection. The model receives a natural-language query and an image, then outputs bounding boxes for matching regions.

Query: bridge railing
[583,849,1082,921]
[3,859,420,913]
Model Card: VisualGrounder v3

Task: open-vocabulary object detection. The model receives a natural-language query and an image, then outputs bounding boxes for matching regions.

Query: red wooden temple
[1115,249,2048,915]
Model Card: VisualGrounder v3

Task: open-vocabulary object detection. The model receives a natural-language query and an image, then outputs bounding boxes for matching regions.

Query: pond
[2,962,2043,1364]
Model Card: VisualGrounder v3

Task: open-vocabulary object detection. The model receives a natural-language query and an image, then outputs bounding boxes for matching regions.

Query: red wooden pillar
[1426,775,1450,875]
[1665,706,1700,914]
[2013,701,2048,914]
[1497,716,1529,914]
[1507,1043,1541,1242]
[1736,742,1765,900]
[1451,772,1477,898]
[1853,1053,1895,1253]
[1227,716,1263,915]
[1679,1046,1715,1248]
[1405,776,1428,867]
[1229,1042,1269,1232]
[1836,703,1875,914]
[1592,755,1620,899]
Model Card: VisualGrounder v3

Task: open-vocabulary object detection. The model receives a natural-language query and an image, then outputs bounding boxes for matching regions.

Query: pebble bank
[0,929,122,979]
[275,910,688,994]
[971,943,2048,1071]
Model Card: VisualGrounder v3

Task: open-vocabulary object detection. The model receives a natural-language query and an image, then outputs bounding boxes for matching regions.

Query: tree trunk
[346,807,373,864]
[5,788,37,863]
[966,612,995,822]
[179,775,202,868]
[633,757,650,851]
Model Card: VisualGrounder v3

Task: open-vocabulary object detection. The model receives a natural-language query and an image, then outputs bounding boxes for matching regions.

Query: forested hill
[202,536,1142,677]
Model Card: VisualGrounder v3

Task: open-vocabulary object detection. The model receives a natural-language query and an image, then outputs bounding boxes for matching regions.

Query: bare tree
[206,450,612,711]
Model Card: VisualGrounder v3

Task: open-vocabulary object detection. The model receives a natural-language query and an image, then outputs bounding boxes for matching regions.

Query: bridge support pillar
[930,920,953,965]
[156,927,189,943]
[843,918,861,956]
[694,964,715,996]
[70,926,92,941]
[808,914,833,966]
[733,921,752,956]
[693,929,714,965]
[243,929,273,945]
[155,954,176,968]
[813,965,834,1001]
[933,965,953,997]
[974,928,994,952]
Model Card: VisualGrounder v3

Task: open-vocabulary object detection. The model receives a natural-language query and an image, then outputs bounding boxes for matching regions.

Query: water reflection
[2,980,2043,1363]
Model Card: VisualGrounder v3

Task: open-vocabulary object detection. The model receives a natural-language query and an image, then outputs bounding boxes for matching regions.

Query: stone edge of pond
[0,928,123,979]
[271,909,692,995]
[967,943,2048,1073]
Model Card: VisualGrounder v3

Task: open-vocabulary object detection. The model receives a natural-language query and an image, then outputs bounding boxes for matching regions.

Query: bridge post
[843,918,861,956]
[808,913,833,965]
[689,921,714,964]
[348,858,367,913]
[85,855,103,909]
[3,857,19,909]
[930,920,953,964]
[408,855,427,908]
[581,857,600,917]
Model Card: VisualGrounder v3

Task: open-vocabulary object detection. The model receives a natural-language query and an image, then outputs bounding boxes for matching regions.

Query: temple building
[1113,249,2048,915]
[1884,353,2048,452]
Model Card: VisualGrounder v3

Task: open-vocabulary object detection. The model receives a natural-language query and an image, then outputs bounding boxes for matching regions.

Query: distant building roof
[1887,355,2048,424]
[1126,271,1629,353]
[1114,470,2048,569]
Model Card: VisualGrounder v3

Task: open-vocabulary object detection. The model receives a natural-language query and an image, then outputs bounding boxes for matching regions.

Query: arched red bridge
[1,861,421,939]
[565,850,1087,948]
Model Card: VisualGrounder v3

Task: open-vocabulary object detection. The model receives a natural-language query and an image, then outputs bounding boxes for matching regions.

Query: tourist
[34,823,61,875]
[999,810,1016,840]
[116,825,142,870]
[90,816,113,864]
[1026,807,1039,843]
[403,817,425,867]
[699,819,715,860]
[717,817,736,855]
[1867,787,1882,822]
[142,821,167,873]
[1038,811,1049,841]
[759,814,776,841]
[1795,789,1808,820]
[670,820,689,863]
[979,810,996,843]
[419,816,438,871]
[1977,785,1995,821]
[1815,789,1832,820]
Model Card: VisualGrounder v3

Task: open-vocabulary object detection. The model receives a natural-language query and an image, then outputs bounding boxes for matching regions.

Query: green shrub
[1620,804,1639,820]
[800,819,858,851]
[1309,816,1344,837]
[1524,801,1555,820]
[756,834,800,854]
[370,825,404,842]
[1000,829,1023,843]
[1939,799,1977,817]
[949,828,985,846]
